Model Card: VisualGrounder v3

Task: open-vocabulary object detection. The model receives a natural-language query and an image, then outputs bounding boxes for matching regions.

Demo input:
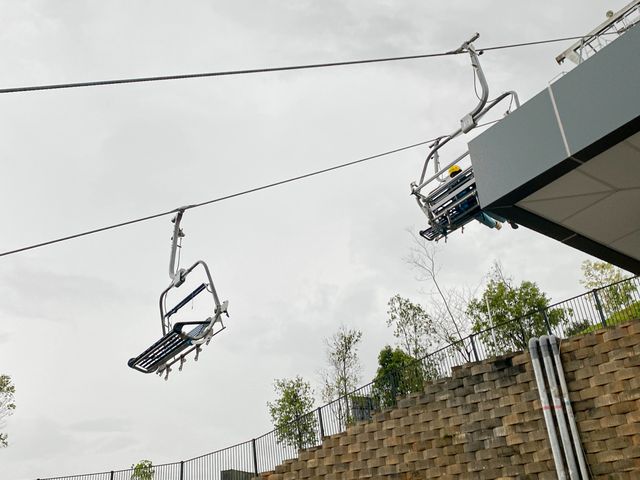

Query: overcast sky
[0,1,632,479]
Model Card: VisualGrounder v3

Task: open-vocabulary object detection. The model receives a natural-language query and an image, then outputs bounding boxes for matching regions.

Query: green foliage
[386,295,434,359]
[467,267,564,354]
[580,260,637,315]
[321,326,363,428]
[322,327,362,401]
[130,460,154,480]
[606,300,640,326]
[0,374,16,448]
[372,347,425,409]
[267,376,317,450]
[564,318,596,337]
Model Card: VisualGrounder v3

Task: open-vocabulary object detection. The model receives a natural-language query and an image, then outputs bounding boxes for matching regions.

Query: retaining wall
[257,320,640,479]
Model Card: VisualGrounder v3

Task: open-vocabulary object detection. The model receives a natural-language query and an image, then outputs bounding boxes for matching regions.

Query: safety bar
[159,260,223,335]
[165,283,208,319]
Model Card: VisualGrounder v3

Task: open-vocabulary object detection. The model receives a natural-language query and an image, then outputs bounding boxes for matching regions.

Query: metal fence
[39,276,640,480]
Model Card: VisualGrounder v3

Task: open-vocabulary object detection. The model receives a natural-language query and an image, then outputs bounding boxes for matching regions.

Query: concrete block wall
[257,319,640,479]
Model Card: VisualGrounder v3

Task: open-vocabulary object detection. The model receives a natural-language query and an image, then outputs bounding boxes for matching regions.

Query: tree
[386,295,440,380]
[130,460,154,480]
[405,234,476,361]
[267,376,317,450]
[0,374,16,448]
[580,260,637,315]
[321,326,363,428]
[467,264,564,354]
[372,346,425,409]
[386,295,434,360]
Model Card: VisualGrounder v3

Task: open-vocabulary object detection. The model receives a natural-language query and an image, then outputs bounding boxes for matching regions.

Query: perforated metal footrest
[128,332,192,374]
[128,322,210,374]
[419,226,440,241]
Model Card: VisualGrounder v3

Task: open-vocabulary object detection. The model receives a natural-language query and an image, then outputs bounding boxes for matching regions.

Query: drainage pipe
[529,338,568,480]
[549,335,590,479]
[540,335,580,479]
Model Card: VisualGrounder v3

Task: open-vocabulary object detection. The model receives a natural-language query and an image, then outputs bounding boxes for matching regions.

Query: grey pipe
[529,338,568,480]
[540,335,580,479]
[549,335,590,479]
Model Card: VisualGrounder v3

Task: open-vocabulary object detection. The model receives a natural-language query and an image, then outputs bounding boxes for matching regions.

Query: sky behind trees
[0,1,631,478]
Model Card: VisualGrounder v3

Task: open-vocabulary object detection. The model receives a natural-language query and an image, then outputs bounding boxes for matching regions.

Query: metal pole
[179,461,184,480]
[109,471,114,480]
[252,438,259,476]
[542,309,552,335]
[296,415,302,450]
[317,407,325,439]
[485,296,497,352]
[469,335,480,362]
[520,322,528,350]
[593,289,607,327]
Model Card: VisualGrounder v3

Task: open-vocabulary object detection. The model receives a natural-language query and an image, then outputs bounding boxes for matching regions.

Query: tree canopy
[267,376,317,450]
[372,346,425,409]
[386,295,433,360]
[0,374,16,448]
[320,326,363,428]
[467,265,564,354]
[130,460,154,480]
[321,327,362,402]
[580,260,637,315]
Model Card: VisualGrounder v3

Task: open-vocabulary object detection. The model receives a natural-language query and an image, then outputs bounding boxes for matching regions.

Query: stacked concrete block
[257,319,640,479]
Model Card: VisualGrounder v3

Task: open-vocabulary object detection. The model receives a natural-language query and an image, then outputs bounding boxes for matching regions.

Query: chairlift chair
[128,209,229,379]
[410,33,520,241]
[418,166,481,241]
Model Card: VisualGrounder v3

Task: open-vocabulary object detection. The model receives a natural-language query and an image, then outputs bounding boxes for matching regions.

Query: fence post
[469,335,480,362]
[179,461,184,480]
[542,309,552,335]
[317,407,325,440]
[593,289,607,327]
[519,322,528,349]
[252,438,259,476]
[110,471,115,480]
[296,415,303,450]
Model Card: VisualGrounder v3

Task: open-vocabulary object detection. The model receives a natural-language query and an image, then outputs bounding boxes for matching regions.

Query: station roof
[469,23,640,274]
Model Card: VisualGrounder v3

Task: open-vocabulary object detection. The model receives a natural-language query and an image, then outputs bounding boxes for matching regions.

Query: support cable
[0,139,435,258]
[0,35,593,95]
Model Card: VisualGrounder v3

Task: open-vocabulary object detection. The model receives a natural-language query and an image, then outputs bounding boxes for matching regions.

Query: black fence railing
[38,276,640,480]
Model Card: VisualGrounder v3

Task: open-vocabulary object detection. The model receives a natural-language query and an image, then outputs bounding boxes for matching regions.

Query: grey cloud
[69,417,129,434]
[0,266,132,323]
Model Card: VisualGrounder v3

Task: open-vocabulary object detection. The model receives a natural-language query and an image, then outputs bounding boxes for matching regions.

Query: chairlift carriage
[128,209,229,379]
[411,34,520,241]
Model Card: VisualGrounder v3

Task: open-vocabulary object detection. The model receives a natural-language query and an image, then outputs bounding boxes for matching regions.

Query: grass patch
[606,301,640,326]
[565,300,640,336]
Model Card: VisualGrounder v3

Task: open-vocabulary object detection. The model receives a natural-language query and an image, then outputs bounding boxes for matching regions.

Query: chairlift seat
[419,168,482,241]
[128,273,227,375]
[128,320,223,374]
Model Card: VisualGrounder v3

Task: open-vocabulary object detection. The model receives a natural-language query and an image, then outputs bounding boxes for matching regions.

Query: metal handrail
[556,0,640,65]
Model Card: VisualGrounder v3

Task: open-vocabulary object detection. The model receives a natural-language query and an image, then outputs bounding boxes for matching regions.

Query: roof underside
[517,131,640,264]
